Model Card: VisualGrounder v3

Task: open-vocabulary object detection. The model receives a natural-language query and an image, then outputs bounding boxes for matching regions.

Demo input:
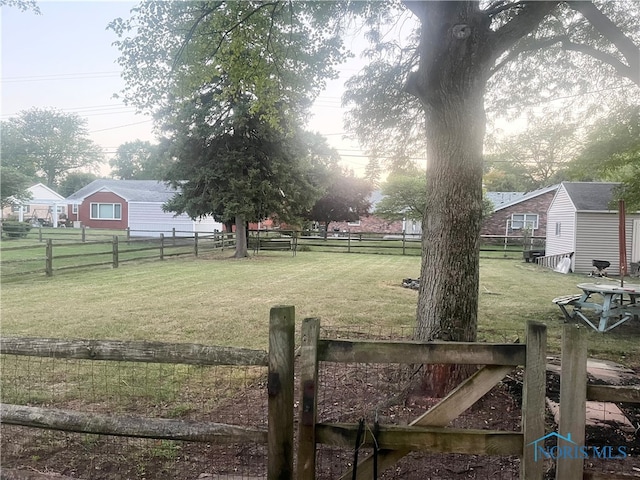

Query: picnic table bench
[553,283,640,332]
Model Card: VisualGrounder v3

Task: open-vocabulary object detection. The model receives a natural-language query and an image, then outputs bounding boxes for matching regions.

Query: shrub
[2,221,32,238]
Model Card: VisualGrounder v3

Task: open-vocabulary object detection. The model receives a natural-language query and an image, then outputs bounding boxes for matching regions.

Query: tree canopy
[1,108,103,189]
[305,169,372,237]
[110,140,169,180]
[0,167,32,208]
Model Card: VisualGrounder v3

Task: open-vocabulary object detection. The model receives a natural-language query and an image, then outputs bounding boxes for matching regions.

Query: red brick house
[481,185,559,238]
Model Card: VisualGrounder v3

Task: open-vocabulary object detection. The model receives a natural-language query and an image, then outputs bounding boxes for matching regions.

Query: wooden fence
[296,318,548,480]
[0,306,295,480]
[0,231,236,277]
[557,324,640,480]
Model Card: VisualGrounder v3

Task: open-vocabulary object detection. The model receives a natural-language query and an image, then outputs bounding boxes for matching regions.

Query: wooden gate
[296,319,547,480]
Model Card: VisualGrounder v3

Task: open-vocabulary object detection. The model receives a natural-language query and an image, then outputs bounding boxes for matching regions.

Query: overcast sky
[1,1,383,176]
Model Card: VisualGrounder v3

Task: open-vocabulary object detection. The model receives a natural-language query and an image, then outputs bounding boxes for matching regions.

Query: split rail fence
[0,306,295,480]
[0,231,236,278]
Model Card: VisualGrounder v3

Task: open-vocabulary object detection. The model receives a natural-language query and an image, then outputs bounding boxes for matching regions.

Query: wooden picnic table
[553,283,640,332]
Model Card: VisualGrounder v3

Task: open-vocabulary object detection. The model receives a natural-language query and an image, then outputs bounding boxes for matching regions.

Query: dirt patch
[2,363,640,479]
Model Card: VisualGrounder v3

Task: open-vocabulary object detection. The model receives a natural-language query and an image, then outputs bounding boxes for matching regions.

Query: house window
[11,204,30,213]
[90,203,122,220]
[347,220,361,226]
[555,222,561,236]
[72,204,78,214]
[511,213,538,230]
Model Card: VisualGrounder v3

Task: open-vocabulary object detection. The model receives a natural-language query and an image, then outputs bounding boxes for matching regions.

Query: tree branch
[484,1,528,18]
[561,40,638,85]
[489,1,560,59]
[567,1,640,86]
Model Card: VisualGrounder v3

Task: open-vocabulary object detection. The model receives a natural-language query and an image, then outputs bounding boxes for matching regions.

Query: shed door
[633,219,640,263]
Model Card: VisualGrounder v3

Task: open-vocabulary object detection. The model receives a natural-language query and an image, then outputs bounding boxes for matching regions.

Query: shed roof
[66,180,177,203]
[561,182,621,211]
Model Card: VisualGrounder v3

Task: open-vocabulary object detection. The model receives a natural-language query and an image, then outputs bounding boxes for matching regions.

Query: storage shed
[545,182,640,275]
[66,179,223,236]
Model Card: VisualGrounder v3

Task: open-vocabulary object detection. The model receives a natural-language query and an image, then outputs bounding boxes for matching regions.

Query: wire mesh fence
[0,354,268,479]
[313,326,525,480]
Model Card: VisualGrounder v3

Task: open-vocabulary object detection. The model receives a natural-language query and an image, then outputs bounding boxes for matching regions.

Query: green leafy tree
[568,105,640,209]
[306,169,372,238]
[1,108,103,188]
[58,172,98,198]
[111,1,347,258]
[0,167,32,208]
[375,170,426,222]
[110,140,169,180]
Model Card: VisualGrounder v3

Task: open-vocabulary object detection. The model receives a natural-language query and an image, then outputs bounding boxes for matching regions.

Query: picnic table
[553,283,640,332]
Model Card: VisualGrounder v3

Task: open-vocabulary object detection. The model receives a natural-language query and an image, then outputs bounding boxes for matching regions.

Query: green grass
[2,250,638,366]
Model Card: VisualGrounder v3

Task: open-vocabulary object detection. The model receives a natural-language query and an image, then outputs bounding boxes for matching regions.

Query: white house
[545,182,640,275]
[1,183,67,227]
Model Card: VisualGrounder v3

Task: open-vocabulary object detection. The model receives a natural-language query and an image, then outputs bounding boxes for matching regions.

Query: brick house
[481,185,559,239]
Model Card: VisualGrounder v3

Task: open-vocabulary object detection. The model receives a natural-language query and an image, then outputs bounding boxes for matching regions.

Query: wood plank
[297,318,321,480]
[268,305,295,480]
[0,403,266,444]
[521,321,547,480]
[341,364,514,480]
[587,385,640,403]
[316,423,523,455]
[317,339,525,365]
[557,324,587,480]
[0,337,268,367]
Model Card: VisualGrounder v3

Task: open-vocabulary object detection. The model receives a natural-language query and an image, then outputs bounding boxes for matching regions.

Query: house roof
[561,181,621,211]
[66,179,177,203]
[492,185,559,212]
[11,183,65,205]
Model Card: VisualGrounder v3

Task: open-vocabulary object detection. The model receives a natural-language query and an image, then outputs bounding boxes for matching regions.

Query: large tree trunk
[234,214,248,258]
[406,1,492,343]
[404,1,492,396]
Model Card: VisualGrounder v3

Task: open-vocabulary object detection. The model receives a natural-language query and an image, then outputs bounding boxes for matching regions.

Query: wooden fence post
[521,321,547,480]
[556,324,587,480]
[39,227,43,243]
[82,226,86,243]
[268,305,295,480]
[126,227,131,243]
[159,234,164,260]
[194,232,199,257]
[112,236,119,269]
[297,318,320,480]
[172,227,176,246]
[402,230,406,255]
[45,239,53,277]
[347,230,351,253]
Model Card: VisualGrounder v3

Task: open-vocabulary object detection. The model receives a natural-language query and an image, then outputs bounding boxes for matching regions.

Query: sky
[1,1,385,177]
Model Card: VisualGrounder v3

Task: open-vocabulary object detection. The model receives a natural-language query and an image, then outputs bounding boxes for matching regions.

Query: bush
[2,221,32,238]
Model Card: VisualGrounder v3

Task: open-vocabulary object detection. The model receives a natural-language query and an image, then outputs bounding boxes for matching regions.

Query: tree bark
[234,214,248,258]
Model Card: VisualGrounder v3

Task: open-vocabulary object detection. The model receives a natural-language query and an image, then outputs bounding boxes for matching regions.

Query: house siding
[545,186,576,258]
[77,192,128,230]
[329,215,406,234]
[574,212,640,275]
[481,191,555,238]
[128,202,223,237]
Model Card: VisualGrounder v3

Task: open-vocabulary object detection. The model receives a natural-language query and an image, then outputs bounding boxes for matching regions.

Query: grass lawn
[2,250,639,367]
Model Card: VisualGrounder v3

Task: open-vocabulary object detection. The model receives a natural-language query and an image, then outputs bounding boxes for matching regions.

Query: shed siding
[574,212,640,275]
[545,187,576,257]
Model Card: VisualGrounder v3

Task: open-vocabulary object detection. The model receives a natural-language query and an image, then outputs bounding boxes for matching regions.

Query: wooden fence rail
[0,306,295,480]
[0,232,236,278]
